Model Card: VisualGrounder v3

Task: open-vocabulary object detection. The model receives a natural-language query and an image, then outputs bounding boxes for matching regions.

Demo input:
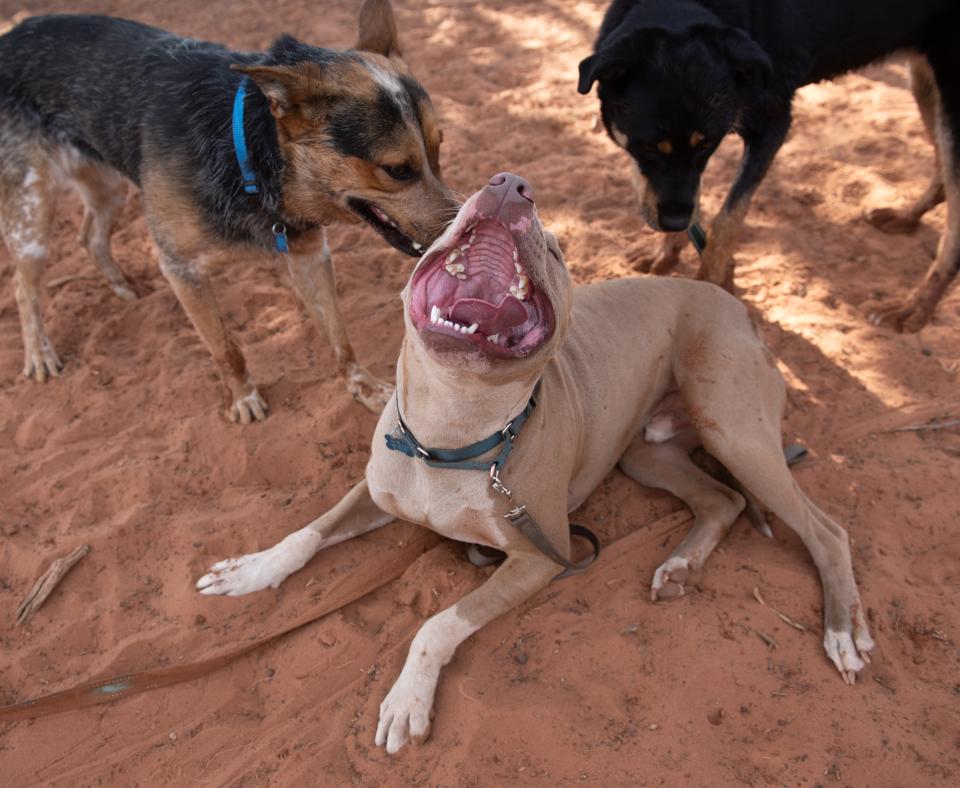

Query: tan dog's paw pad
[823,628,874,685]
[22,340,63,382]
[229,389,268,424]
[650,556,690,601]
[375,676,435,755]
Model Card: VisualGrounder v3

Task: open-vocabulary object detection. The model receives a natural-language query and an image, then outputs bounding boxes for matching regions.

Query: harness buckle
[504,504,526,521]
[501,422,517,442]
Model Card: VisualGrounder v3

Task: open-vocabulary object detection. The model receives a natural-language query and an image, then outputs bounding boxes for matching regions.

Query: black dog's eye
[381,164,416,182]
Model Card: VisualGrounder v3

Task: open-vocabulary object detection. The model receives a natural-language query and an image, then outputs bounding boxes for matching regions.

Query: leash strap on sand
[0,531,440,723]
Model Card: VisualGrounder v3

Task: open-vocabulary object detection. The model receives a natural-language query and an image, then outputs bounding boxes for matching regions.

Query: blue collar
[231,78,289,254]
[385,382,540,473]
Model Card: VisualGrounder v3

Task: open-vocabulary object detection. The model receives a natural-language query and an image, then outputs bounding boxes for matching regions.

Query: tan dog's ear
[355,0,402,58]
[231,63,331,121]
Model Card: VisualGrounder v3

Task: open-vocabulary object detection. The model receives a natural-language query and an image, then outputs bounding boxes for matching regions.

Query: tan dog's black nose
[487,172,535,205]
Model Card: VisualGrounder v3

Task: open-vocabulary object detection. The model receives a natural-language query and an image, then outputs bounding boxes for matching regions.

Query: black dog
[579,0,960,331]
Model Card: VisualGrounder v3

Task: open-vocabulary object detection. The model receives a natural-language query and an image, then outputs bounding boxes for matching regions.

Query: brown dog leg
[866,56,945,235]
[375,548,559,754]
[636,231,687,275]
[1,154,61,381]
[865,98,960,331]
[197,479,394,595]
[159,254,267,423]
[72,162,138,301]
[619,438,745,600]
[286,231,393,413]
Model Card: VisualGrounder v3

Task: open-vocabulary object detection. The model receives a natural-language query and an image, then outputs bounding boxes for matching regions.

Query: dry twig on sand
[47,274,99,290]
[752,586,807,631]
[884,417,960,434]
[15,544,90,626]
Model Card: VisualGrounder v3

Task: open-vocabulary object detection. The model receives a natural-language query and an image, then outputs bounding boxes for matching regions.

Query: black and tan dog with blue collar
[198,173,875,753]
[0,0,454,419]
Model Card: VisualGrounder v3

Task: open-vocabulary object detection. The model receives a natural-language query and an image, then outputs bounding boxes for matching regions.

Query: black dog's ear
[577,39,635,94]
[720,27,773,88]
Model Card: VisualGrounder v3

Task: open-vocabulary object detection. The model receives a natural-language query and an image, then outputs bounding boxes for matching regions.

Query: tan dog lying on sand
[197,173,875,753]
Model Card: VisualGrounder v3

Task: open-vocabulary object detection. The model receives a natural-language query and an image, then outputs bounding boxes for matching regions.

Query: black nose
[658,206,692,232]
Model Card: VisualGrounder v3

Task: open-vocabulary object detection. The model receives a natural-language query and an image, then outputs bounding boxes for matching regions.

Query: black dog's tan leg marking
[867,56,945,235]
[619,438,744,601]
[867,47,960,332]
[286,230,393,413]
[637,231,687,275]
[697,112,792,291]
[674,316,874,682]
[71,162,137,302]
[0,150,61,381]
[197,479,393,595]
[158,253,266,424]
[376,547,558,754]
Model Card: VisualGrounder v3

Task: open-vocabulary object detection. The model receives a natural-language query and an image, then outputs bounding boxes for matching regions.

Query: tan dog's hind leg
[675,318,874,682]
[619,439,744,601]
[286,231,393,413]
[376,549,558,754]
[72,163,137,302]
[196,480,393,595]
[866,56,945,234]
[159,253,267,424]
[2,157,61,381]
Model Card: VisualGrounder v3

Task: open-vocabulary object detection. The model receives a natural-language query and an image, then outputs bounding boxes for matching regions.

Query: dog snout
[657,205,693,232]
[487,172,535,205]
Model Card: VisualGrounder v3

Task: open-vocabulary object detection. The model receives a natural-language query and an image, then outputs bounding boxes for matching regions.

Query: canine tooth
[431,305,440,323]
[486,333,500,342]
[466,323,478,334]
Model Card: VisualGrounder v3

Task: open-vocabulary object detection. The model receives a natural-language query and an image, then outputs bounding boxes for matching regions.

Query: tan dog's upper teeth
[444,261,465,276]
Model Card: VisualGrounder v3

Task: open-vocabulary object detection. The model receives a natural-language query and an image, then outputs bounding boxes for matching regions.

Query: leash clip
[272,223,289,254]
[489,464,513,499]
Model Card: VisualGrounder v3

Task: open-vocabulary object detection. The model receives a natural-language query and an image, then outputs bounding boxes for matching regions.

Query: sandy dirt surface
[2,1,959,785]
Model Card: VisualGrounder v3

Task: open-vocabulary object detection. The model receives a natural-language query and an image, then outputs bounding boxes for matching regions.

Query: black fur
[579,0,960,231]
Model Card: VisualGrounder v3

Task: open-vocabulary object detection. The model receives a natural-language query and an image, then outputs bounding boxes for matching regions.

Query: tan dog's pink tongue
[449,296,527,333]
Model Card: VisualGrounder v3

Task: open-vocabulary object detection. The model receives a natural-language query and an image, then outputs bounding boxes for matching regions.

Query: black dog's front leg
[697,110,792,290]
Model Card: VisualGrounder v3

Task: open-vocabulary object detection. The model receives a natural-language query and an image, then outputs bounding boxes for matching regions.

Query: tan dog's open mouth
[409,196,554,358]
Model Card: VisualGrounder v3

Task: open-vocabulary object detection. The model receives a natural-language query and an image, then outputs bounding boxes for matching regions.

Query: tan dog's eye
[382,164,417,182]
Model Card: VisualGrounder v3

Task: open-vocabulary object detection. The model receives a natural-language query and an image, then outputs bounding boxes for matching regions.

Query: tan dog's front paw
[863,297,931,333]
[375,672,436,755]
[22,338,63,382]
[346,362,394,414]
[229,389,268,424]
[650,556,690,601]
[195,530,316,596]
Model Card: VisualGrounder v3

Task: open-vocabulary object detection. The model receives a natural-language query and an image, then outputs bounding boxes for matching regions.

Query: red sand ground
[2,1,959,785]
